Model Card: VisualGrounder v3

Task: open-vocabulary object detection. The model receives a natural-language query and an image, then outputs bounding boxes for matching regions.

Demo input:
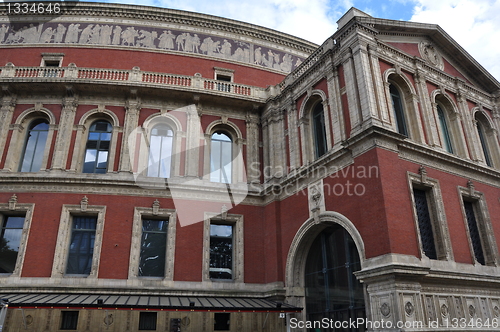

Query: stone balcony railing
[0,63,272,101]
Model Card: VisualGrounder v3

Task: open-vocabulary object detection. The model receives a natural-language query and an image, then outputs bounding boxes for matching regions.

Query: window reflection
[210,131,232,183]
[147,124,174,178]
[20,120,49,172]
[83,121,112,173]
[0,216,25,273]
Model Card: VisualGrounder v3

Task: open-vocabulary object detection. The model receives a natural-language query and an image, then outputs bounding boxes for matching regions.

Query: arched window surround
[3,107,56,172]
[431,91,469,158]
[134,113,182,178]
[473,109,500,168]
[70,109,120,173]
[204,120,245,184]
[298,91,333,164]
[383,71,425,143]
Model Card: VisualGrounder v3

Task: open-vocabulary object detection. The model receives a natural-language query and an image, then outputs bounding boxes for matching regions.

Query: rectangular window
[210,224,233,279]
[463,200,486,265]
[0,215,25,273]
[66,216,97,275]
[60,311,79,330]
[413,188,437,259]
[139,219,168,277]
[214,313,230,331]
[139,312,157,330]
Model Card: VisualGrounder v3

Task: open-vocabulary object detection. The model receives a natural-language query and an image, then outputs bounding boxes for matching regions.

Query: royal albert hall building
[0,2,500,331]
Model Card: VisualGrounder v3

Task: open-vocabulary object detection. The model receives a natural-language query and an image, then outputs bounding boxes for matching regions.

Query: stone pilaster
[51,96,78,170]
[119,95,141,172]
[245,108,260,183]
[0,91,16,166]
[184,104,201,177]
[414,69,440,147]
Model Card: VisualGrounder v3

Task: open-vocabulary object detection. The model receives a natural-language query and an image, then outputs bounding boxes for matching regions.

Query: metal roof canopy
[0,294,301,313]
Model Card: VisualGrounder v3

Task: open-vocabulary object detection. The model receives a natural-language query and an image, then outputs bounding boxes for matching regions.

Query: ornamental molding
[0,7,310,74]
[418,41,444,70]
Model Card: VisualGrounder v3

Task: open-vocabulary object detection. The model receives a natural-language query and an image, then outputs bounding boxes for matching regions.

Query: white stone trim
[3,107,56,172]
[203,120,245,183]
[202,212,244,283]
[0,199,35,277]
[128,206,177,281]
[407,170,454,261]
[384,70,425,143]
[51,202,106,278]
[70,109,121,173]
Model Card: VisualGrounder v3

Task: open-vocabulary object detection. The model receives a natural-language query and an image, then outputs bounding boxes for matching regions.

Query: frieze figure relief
[0,22,302,73]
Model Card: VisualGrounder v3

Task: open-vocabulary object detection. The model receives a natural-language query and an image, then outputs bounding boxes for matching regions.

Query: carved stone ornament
[468,305,476,317]
[380,302,390,317]
[8,193,17,210]
[80,196,88,212]
[405,301,415,316]
[418,41,444,70]
[493,305,499,318]
[152,199,160,215]
[440,304,449,317]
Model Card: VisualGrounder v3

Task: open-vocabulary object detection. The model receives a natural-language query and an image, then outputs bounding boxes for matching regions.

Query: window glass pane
[214,313,230,331]
[390,84,408,136]
[0,216,25,273]
[148,125,173,178]
[60,311,79,330]
[463,200,485,265]
[477,122,492,166]
[66,217,97,275]
[83,121,111,174]
[312,103,327,158]
[413,189,437,259]
[210,132,232,183]
[97,151,108,169]
[210,224,233,279]
[437,105,453,153]
[139,219,168,277]
[88,132,100,140]
[210,141,222,182]
[20,120,49,172]
[305,226,365,331]
[139,312,157,330]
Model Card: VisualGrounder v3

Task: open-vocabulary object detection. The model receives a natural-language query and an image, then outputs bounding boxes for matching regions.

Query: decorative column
[245,108,260,183]
[351,41,380,128]
[51,94,78,170]
[119,93,141,172]
[0,90,16,167]
[326,67,346,145]
[414,68,439,147]
[285,97,300,170]
[184,104,201,178]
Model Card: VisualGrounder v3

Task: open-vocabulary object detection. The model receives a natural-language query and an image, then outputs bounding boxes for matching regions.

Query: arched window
[312,102,328,158]
[476,120,492,167]
[437,105,453,153]
[147,124,174,178]
[83,120,112,173]
[305,225,365,330]
[20,120,49,172]
[210,131,232,183]
[389,84,408,136]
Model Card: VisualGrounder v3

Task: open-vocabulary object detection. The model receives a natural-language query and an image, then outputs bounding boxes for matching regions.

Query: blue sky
[80,0,500,80]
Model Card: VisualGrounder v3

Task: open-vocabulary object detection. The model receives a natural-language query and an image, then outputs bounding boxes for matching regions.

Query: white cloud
[411,0,500,81]
[134,0,344,44]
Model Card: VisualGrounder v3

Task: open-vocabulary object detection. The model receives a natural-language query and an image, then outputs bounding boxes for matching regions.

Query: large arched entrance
[304,225,365,331]
[285,212,366,332]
